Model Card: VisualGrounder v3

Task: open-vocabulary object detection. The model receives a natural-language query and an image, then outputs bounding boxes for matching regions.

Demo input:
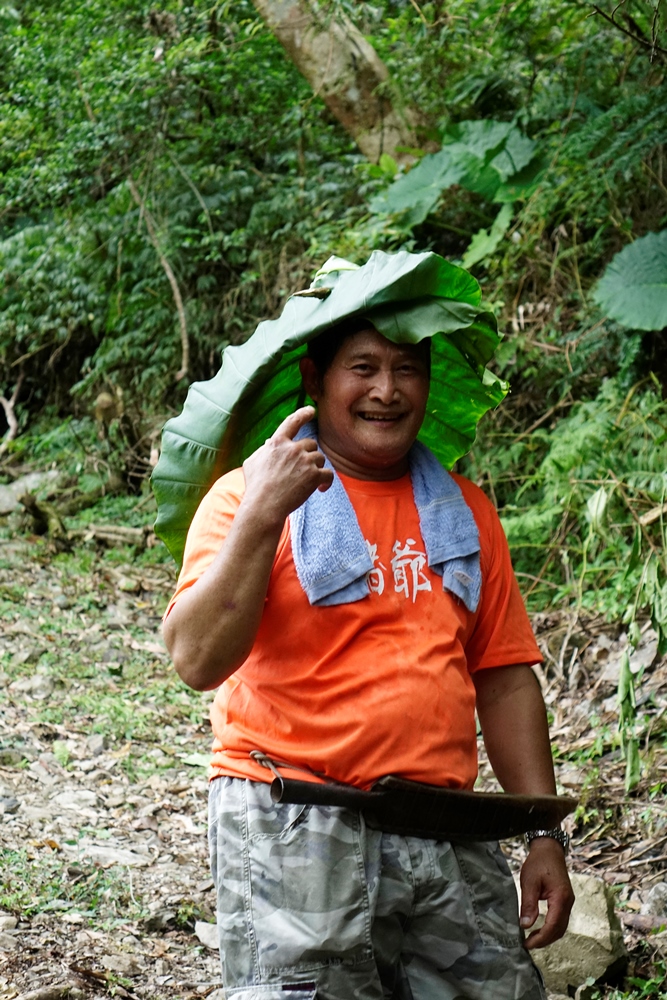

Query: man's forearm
[474,664,556,796]
[474,664,574,949]
[163,501,284,691]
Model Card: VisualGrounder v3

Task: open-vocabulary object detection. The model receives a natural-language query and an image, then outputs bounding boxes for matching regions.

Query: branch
[126,177,190,380]
[0,371,25,455]
[74,70,97,123]
[167,151,215,239]
[69,523,153,548]
[408,0,430,26]
[250,0,429,163]
[18,493,71,552]
[651,0,664,61]
[511,396,573,444]
[588,4,667,60]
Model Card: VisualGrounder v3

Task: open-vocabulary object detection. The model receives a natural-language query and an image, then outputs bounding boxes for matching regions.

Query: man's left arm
[473,664,575,949]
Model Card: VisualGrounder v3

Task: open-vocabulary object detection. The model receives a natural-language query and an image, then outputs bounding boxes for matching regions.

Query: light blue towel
[289,422,481,612]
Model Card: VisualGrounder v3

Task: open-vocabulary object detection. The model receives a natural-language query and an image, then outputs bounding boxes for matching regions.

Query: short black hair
[306,316,431,380]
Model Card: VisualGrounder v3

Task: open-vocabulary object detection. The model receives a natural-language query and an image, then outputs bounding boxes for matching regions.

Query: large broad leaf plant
[369,120,545,268]
[593,229,667,331]
[152,251,508,566]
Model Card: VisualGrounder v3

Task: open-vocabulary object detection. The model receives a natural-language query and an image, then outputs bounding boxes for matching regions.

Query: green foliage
[617,646,642,791]
[0,0,363,416]
[588,962,667,999]
[462,204,514,270]
[594,230,667,332]
[359,0,667,303]
[467,376,667,618]
[464,373,667,788]
[380,119,538,213]
[3,0,666,425]
[368,119,541,236]
[0,846,144,921]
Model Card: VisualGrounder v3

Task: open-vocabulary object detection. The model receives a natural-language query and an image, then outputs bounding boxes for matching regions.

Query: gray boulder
[641,882,667,917]
[0,470,60,515]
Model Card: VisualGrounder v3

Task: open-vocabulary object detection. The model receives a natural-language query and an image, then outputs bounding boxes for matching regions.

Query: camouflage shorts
[208,777,546,1000]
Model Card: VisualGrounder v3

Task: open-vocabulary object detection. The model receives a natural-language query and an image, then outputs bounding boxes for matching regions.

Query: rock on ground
[0,472,60,516]
[517,873,627,994]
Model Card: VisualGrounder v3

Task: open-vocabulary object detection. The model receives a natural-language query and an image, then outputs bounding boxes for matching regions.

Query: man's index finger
[272,406,316,441]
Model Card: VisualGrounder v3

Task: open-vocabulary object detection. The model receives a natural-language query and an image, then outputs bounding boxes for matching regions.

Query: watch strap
[524,827,570,854]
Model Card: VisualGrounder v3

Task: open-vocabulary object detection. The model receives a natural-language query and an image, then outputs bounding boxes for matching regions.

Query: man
[163,318,574,1000]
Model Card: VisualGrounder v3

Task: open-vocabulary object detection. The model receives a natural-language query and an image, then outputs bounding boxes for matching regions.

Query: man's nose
[369,371,399,403]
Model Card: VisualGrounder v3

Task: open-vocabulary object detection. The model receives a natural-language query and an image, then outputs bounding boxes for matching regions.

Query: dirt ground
[1,532,666,1000]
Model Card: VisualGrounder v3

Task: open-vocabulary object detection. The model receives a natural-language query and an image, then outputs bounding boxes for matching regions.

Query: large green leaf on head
[152,250,507,566]
[593,230,667,331]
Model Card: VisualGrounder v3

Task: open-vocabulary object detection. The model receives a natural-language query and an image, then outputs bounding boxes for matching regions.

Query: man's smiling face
[299,326,430,480]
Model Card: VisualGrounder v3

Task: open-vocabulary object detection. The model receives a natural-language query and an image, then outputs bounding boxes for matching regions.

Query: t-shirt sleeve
[454,476,543,672]
[163,469,245,618]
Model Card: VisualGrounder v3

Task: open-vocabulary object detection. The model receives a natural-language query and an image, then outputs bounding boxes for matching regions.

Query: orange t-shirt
[167,468,542,790]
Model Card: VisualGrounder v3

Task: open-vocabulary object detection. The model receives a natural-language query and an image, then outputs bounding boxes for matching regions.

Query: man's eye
[351,364,373,373]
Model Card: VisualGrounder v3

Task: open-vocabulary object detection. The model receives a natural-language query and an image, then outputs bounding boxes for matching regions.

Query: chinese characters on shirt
[366,538,432,603]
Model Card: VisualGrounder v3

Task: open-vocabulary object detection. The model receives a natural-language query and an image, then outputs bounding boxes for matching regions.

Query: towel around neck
[288,422,482,613]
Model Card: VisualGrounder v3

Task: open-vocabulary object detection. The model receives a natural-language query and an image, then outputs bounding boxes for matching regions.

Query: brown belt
[251,755,576,842]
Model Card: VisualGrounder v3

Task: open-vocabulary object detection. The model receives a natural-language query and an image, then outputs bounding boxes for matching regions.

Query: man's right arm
[163,406,332,691]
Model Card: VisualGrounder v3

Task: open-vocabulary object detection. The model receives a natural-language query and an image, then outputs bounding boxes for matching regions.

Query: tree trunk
[250,0,423,164]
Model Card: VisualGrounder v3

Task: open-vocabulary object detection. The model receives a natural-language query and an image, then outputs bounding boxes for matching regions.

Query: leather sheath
[270,773,577,842]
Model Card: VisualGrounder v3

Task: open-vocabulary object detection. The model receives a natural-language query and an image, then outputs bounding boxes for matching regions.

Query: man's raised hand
[163,406,332,689]
[242,406,333,526]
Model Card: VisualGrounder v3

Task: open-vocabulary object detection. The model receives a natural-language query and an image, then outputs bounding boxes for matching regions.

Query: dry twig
[0,371,25,455]
[69,523,153,547]
[126,176,190,381]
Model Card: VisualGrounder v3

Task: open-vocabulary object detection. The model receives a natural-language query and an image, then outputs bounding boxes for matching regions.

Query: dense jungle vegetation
[1,1,667,994]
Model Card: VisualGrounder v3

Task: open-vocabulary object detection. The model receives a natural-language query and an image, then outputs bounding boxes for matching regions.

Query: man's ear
[299,356,321,402]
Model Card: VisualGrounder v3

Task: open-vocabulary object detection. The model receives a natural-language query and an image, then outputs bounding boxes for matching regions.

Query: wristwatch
[524,827,570,854]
